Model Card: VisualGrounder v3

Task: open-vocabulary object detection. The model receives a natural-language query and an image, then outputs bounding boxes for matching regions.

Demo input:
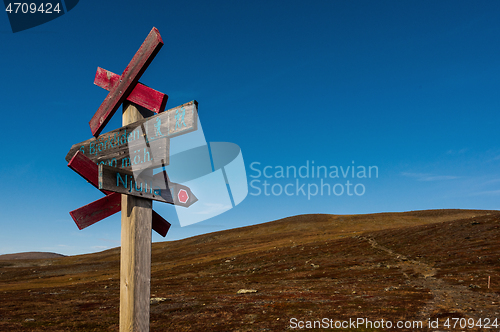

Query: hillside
[0,209,499,331]
[0,252,65,261]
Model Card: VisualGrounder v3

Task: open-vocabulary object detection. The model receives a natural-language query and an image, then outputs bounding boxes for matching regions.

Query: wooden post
[120,101,152,332]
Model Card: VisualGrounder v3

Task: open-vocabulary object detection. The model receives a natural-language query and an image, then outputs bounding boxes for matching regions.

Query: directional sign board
[94,67,168,114]
[98,164,197,207]
[89,27,163,136]
[66,101,197,171]
[67,27,202,332]
[67,150,171,236]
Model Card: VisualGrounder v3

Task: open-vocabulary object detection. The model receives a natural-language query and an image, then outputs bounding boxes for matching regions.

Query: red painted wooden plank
[152,211,171,237]
[70,192,170,236]
[68,150,113,195]
[94,67,168,114]
[70,193,121,230]
[68,150,171,237]
[89,27,164,136]
[94,66,117,91]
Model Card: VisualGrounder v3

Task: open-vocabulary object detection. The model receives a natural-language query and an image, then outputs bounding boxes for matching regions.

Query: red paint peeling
[67,151,171,236]
[89,27,164,136]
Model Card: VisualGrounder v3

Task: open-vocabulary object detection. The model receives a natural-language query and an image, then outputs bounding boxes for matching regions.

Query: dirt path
[359,236,500,328]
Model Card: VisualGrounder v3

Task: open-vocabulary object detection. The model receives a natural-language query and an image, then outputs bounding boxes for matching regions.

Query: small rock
[469,284,481,289]
[237,289,257,294]
[150,297,168,305]
[24,318,35,322]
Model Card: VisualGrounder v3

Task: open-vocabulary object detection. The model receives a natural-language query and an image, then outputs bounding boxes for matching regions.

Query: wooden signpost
[98,164,197,206]
[65,101,197,170]
[67,150,171,236]
[120,102,152,332]
[89,28,164,137]
[67,27,198,331]
[94,67,168,114]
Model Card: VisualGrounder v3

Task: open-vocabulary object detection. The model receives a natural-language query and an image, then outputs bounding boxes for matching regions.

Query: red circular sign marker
[178,189,189,204]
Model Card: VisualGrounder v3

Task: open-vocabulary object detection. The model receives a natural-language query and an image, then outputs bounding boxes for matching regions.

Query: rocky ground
[0,209,499,331]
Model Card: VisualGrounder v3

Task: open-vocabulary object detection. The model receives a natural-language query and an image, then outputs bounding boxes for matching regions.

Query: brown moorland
[0,209,499,331]
[0,252,66,261]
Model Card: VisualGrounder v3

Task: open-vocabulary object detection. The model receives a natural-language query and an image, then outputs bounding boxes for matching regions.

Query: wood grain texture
[67,150,170,236]
[69,193,121,229]
[66,133,169,172]
[120,194,152,332]
[69,193,169,236]
[68,150,113,195]
[120,102,152,332]
[89,27,163,137]
[152,211,170,237]
[99,164,197,207]
[94,67,168,114]
[67,100,198,169]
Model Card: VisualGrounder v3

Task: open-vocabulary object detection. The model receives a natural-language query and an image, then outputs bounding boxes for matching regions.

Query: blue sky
[1,0,499,255]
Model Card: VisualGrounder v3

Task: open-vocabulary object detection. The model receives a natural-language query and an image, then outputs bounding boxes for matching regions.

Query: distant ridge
[0,209,499,330]
[0,252,66,261]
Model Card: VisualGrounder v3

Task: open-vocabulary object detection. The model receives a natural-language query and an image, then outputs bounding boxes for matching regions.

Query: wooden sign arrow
[89,27,163,136]
[70,195,170,237]
[68,151,171,237]
[94,67,168,114]
[98,164,198,207]
[70,193,121,230]
[66,101,198,171]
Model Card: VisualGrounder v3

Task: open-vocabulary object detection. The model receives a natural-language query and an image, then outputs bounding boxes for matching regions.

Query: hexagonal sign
[178,189,189,204]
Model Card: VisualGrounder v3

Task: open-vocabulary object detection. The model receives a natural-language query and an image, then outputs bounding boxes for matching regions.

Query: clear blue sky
[1,0,499,255]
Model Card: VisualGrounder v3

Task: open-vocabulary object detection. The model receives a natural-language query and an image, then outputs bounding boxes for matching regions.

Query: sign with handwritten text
[65,101,197,171]
[98,164,197,206]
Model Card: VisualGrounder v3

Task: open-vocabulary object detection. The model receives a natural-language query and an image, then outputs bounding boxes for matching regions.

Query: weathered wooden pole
[120,101,152,332]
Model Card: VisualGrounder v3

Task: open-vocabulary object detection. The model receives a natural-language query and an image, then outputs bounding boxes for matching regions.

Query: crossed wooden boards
[66,27,197,237]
